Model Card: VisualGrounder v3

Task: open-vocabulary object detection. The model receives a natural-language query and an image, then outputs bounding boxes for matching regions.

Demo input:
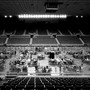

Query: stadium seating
[1,77,90,89]
[0,36,7,45]
[7,36,30,45]
[0,59,5,72]
[57,36,83,45]
[32,36,57,45]
[81,36,90,45]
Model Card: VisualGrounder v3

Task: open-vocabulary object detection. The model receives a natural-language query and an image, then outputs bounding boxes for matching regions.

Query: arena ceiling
[0,0,90,16]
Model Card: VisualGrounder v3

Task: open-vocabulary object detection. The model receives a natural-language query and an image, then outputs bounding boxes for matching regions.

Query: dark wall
[0,16,90,34]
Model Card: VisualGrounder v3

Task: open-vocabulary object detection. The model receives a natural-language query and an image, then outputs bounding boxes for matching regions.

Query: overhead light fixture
[44,1,63,13]
[4,15,7,18]
[18,14,67,19]
[9,15,12,18]
[81,16,83,18]
[76,16,78,18]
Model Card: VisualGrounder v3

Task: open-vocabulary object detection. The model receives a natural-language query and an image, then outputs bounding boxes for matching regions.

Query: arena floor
[0,34,90,89]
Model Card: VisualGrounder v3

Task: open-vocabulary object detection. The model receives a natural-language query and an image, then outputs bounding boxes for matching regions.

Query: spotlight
[9,15,12,18]
[4,15,7,18]
[81,16,83,18]
[76,16,78,18]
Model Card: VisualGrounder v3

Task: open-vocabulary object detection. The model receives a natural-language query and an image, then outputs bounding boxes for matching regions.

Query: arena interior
[0,0,90,90]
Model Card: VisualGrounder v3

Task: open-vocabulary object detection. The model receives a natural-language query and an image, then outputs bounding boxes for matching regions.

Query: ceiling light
[81,16,83,18]
[76,16,78,18]
[18,14,67,19]
[9,15,12,18]
[4,15,7,18]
